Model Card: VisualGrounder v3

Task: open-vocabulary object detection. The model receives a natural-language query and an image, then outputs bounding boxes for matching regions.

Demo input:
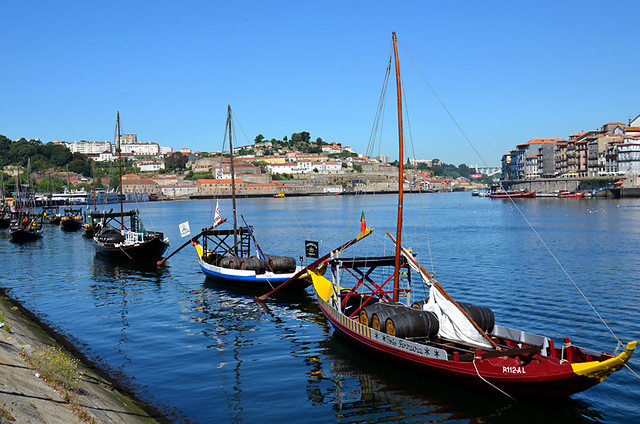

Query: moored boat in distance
[60,207,84,231]
[92,210,169,259]
[558,190,585,198]
[9,159,43,242]
[488,188,536,198]
[92,112,169,261]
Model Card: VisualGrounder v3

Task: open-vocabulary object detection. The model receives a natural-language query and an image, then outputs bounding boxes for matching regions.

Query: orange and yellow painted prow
[303,268,334,301]
[571,341,636,382]
[193,241,205,263]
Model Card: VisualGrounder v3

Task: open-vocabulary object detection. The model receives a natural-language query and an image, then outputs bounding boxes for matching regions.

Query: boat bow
[571,341,636,382]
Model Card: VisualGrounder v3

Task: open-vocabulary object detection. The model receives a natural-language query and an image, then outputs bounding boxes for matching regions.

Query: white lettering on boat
[502,366,526,374]
[370,328,447,360]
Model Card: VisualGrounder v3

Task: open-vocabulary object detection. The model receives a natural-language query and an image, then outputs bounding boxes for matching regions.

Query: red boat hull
[489,191,536,199]
[319,298,606,399]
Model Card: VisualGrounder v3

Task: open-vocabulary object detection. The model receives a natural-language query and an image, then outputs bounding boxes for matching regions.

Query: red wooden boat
[260,32,635,399]
[558,190,585,198]
[488,190,536,199]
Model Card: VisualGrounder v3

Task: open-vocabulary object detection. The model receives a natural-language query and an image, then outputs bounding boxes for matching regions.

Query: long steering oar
[157,229,206,267]
[255,228,374,308]
[157,218,229,267]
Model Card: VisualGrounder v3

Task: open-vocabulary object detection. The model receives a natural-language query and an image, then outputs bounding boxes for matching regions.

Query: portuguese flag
[360,211,366,233]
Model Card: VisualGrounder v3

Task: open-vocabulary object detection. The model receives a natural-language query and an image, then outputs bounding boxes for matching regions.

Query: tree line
[0,134,93,177]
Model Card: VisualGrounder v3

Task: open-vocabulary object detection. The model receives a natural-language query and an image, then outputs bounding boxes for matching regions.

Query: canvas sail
[401,250,493,349]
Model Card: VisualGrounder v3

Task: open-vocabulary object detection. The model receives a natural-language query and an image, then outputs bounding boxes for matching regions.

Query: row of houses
[502,115,640,181]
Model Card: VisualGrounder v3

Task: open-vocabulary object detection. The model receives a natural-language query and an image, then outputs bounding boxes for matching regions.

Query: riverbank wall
[0,287,172,423]
[500,178,627,197]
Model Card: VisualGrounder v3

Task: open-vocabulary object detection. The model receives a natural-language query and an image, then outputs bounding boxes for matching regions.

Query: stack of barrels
[358,298,494,339]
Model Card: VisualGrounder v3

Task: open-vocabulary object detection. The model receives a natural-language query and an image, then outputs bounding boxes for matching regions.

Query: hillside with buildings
[24,134,487,199]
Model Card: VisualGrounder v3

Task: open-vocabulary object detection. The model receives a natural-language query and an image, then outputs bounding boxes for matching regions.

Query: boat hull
[60,218,83,232]
[93,236,169,260]
[199,261,309,291]
[318,297,627,399]
[10,228,43,242]
[489,191,536,199]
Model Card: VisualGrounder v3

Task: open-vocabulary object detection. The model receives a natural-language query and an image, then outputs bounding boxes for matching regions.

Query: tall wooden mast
[392,32,404,302]
[117,112,124,230]
[92,160,96,210]
[227,105,239,253]
[66,165,72,208]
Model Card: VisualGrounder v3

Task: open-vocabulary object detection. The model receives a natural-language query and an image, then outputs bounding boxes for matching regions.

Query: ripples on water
[1,193,639,423]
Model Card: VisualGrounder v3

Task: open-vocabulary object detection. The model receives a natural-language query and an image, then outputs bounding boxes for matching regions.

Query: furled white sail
[401,250,493,349]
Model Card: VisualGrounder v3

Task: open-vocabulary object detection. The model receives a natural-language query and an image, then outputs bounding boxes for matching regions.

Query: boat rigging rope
[399,66,437,279]
[399,41,625,350]
[472,359,515,400]
[625,364,640,380]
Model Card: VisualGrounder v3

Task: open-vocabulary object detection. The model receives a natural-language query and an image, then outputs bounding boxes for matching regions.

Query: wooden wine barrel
[385,309,439,338]
[218,256,267,274]
[411,299,428,309]
[410,298,494,333]
[457,302,495,333]
[340,291,378,318]
[265,255,297,273]
[370,303,410,332]
[359,302,403,327]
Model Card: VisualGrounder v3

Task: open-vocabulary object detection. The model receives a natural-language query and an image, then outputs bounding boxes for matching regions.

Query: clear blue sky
[2,1,638,166]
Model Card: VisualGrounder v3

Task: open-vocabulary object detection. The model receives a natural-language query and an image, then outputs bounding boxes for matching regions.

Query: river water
[1,192,639,423]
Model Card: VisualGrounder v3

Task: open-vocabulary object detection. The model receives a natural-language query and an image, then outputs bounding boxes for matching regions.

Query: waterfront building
[576,139,589,178]
[151,175,178,185]
[501,153,511,181]
[122,176,160,196]
[525,154,539,180]
[197,178,244,195]
[511,139,562,180]
[605,139,624,175]
[159,182,198,198]
[617,141,640,175]
[565,139,578,178]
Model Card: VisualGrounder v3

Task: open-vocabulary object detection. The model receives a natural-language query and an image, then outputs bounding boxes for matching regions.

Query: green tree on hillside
[165,152,188,171]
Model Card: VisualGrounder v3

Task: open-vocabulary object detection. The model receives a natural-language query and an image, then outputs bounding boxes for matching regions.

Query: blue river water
[1,192,639,423]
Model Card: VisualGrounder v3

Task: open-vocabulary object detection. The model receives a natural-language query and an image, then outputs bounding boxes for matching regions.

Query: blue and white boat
[190,105,307,291]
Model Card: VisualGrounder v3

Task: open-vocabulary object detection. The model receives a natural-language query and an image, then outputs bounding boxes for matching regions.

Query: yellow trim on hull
[571,341,636,382]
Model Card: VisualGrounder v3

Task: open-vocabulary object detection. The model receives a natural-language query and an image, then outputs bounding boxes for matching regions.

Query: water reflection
[89,255,169,366]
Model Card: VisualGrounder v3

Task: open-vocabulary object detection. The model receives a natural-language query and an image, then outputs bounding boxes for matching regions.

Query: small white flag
[179,221,191,238]
[213,201,222,227]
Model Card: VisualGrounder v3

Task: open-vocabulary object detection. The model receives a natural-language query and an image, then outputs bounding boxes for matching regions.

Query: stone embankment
[0,288,171,424]
[501,177,631,197]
